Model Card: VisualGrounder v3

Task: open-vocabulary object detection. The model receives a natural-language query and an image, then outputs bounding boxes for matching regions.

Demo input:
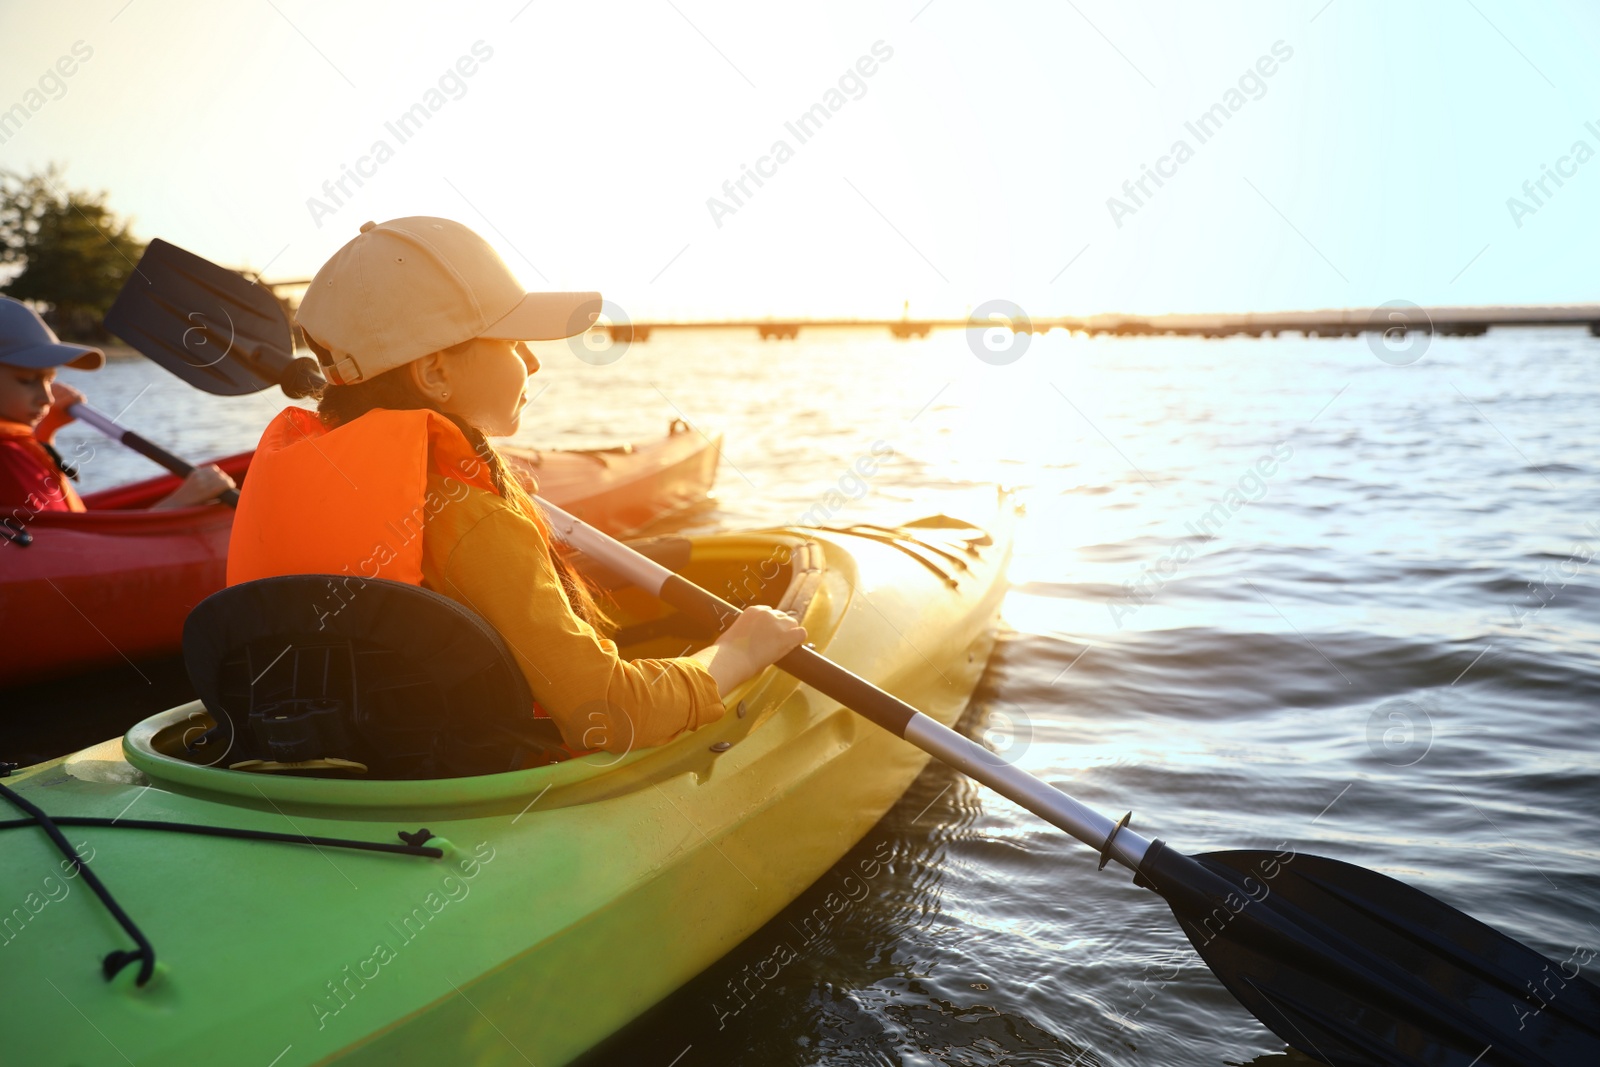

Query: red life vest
[0,420,85,515]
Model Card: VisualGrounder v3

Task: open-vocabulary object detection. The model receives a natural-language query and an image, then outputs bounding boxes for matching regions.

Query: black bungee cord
[0,778,158,986]
[0,767,441,988]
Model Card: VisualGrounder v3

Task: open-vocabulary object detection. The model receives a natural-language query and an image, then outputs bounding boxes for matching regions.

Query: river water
[47,325,1600,1065]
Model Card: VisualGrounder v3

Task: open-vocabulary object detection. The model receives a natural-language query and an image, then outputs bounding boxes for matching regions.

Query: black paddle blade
[1135,841,1600,1066]
[105,238,321,397]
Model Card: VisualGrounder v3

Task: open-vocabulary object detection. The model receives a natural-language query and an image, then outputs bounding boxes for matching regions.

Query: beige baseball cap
[297,217,602,385]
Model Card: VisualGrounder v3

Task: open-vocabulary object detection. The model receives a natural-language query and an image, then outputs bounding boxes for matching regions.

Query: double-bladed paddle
[103,238,1600,1066]
[542,500,1600,1067]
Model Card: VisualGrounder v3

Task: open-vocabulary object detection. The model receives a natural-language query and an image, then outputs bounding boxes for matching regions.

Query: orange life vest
[227,406,499,586]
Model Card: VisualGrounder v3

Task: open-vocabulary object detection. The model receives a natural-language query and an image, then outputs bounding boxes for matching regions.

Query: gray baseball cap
[0,296,105,370]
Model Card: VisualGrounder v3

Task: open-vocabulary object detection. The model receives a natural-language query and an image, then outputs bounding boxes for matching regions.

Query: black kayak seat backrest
[181,574,566,779]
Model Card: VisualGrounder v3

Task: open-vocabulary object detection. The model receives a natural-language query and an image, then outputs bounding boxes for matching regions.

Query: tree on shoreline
[0,165,145,340]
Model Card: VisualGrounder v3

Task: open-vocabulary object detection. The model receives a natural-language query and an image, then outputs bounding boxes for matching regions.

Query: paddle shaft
[68,403,240,506]
[537,497,1155,873]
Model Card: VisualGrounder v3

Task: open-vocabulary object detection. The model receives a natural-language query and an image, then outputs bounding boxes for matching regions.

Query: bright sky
[2,1,1597,320]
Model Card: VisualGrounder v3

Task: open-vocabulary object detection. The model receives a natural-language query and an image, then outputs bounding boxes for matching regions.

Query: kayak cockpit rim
[118,530,832,812]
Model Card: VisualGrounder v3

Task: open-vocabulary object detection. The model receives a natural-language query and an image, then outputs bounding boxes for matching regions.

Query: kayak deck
[0,502,1013,1067]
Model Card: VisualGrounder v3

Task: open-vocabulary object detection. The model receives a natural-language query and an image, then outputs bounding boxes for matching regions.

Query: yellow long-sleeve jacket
[419,474,724,753]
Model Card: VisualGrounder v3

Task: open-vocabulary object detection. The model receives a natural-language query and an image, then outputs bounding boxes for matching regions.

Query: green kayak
[0,503,1014,1066]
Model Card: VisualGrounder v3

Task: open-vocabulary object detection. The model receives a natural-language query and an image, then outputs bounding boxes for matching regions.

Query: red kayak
[0,421,719,687]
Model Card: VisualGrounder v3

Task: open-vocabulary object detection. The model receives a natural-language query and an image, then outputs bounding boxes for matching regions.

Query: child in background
[0,295,235,516]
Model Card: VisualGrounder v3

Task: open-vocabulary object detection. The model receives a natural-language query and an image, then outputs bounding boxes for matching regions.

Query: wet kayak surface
[37,328,1600,1065]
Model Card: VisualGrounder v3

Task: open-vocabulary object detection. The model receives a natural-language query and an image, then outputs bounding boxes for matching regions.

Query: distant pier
[584,306,1600,343]
[258,277,1599,343]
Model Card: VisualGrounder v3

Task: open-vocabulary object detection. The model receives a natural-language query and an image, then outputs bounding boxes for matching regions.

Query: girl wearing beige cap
[227,217,803,756]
